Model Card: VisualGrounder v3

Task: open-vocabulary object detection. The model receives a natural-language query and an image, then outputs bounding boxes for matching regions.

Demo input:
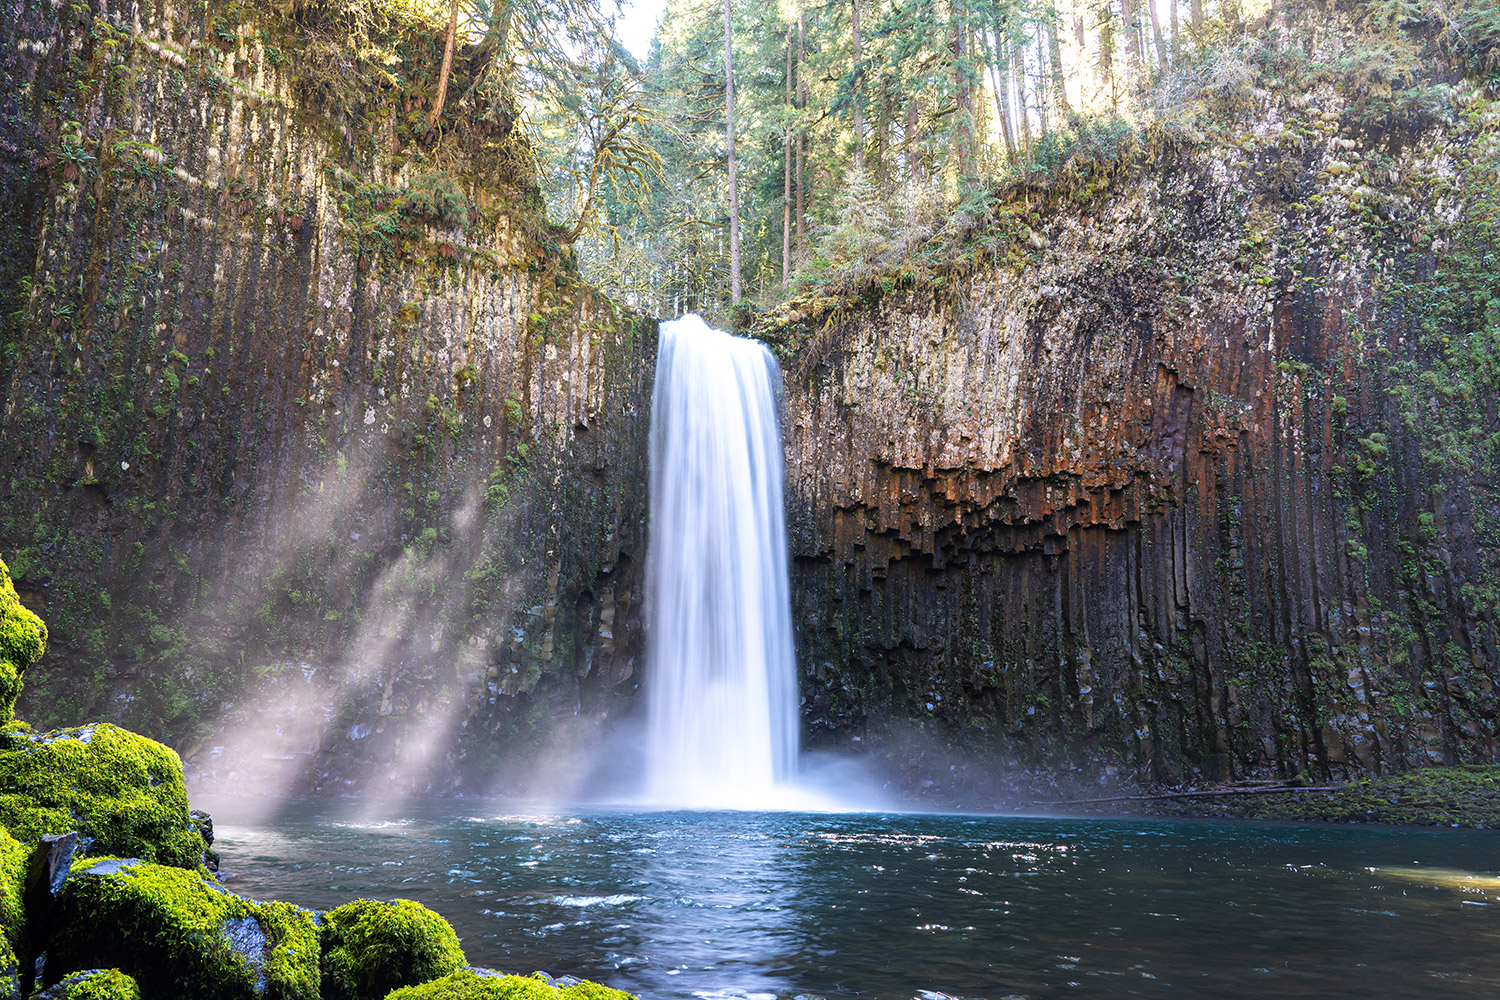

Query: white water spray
[644,315,799,808]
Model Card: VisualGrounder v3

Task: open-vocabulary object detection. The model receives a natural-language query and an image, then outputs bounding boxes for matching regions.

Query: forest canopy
[304,0,1500,324]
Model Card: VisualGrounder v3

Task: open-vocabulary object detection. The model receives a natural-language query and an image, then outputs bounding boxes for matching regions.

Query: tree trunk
[1190,0,1202,44]
[429,0,460,127]
[905,93,923,184]
[951,0,974,189]
[980,27,1015,162]
[1170,0,1179,62]
[1048,17,1071,119]
[783,21,793,284]
[493,1,514,96]
[724,0,741,303]
[1100,3,1116,104]
[795,14,807,263]
[851,0,865,171]
[1035,31,1050,136]
[1148,0,1167,72]
[1120,0,1140,91]
[1013,30,1031,161]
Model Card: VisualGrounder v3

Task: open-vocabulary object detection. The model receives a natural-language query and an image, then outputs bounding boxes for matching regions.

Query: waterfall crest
[644,315,799,808]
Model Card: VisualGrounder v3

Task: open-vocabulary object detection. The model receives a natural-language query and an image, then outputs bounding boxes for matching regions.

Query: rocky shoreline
[1132,767,1500,829]
[0,558,638,1000]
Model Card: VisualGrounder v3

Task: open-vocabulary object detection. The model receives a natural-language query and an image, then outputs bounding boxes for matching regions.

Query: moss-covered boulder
[45,858,319,1000]
[0,723,203,868]
[0,825,26,949]
[384,969,638,1000]
[32,968,141,1000]
[0,929,17,1000]
[0,825,28,998]
[0,558,46,723]
[320,899,466,1000]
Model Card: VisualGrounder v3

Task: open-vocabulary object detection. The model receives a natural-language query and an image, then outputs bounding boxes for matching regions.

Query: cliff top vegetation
[555,0,1500,325]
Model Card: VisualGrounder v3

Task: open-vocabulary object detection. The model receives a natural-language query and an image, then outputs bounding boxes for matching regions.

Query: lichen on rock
[0,558,46,723]
[45,858,319,1000]
[0,723,204,868]
[384,968,638,1000]
[320,898,466,1000]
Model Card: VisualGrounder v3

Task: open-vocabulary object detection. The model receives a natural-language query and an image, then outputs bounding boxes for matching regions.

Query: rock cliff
[0,0,653,794]
[772,19,1500,786]
[7,0,1499,801]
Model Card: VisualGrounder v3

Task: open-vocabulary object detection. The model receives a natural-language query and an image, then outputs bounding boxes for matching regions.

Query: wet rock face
[780,94,1500,784]
[0,0,652,793]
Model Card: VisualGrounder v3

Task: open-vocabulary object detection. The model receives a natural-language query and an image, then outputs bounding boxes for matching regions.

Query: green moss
[0,825,25,951]
[320,899,465,1000]
[0,557,47,722]
[385,970,638,1000]
[33,968,142,1000]
[0,929,15,1000]
[0,723,203,868]
[259,900,322,999]
[46,858,319,1000]
[403,173,472,228]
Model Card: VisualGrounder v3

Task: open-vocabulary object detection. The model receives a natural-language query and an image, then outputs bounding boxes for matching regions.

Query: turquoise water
[211,803,1500,999]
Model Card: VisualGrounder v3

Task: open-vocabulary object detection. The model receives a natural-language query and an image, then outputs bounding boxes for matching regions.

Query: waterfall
[644,314,799,808]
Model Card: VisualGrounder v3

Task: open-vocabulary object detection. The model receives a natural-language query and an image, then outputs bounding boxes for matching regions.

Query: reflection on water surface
[207,802,1500,999]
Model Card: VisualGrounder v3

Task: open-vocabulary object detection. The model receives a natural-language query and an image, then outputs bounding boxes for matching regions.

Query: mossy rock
[33,968,142,1000]
[0,557,46,722]
[0,723,203,868]
[0,929,16,1000]
[0,825,26,949]
[384,969,638,1000]
[320,899,466,1000]
[45,857,319,1000]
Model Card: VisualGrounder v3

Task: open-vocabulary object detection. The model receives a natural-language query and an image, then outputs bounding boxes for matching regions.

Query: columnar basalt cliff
[0,0,653,793]
[772,24,1500,786]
